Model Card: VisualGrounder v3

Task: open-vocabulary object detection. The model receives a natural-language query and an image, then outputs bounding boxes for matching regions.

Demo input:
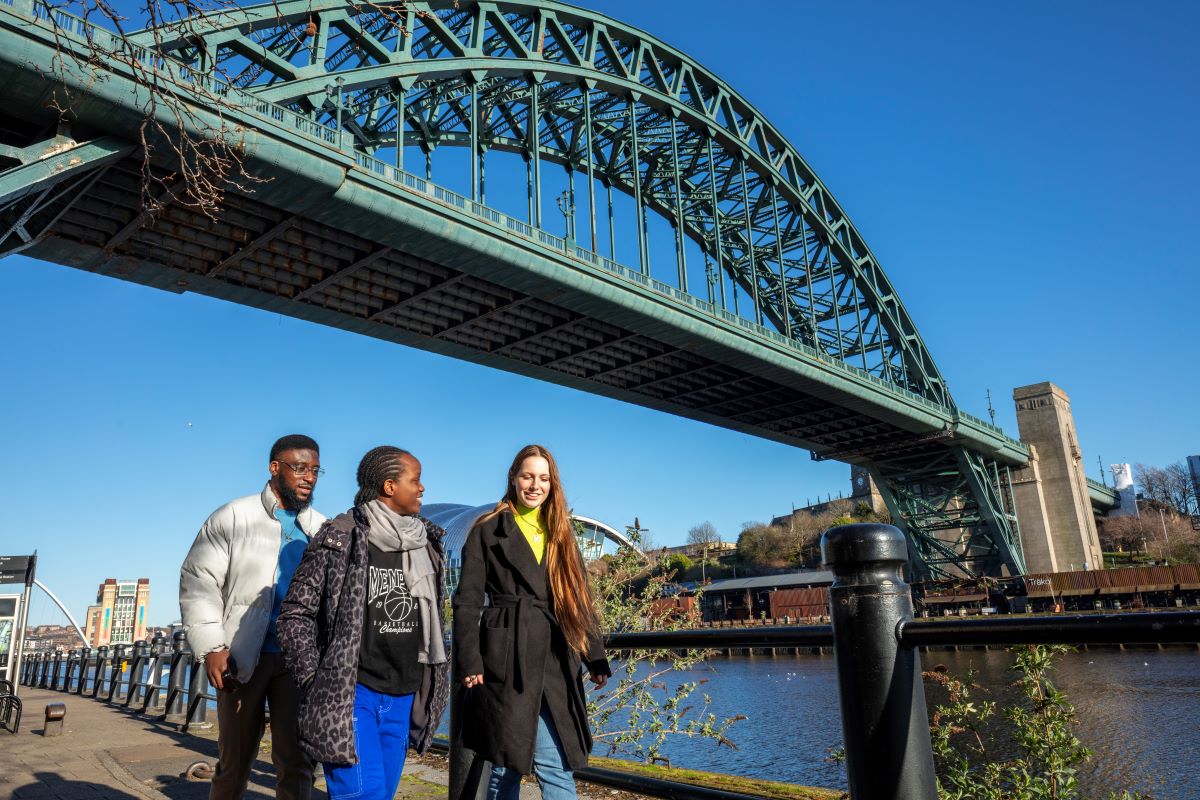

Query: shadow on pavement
[14,770,143,800]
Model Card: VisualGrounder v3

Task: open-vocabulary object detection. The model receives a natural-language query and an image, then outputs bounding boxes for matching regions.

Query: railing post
[63,649,78,692]
[124,640,148,707]
[164,631,189,723]
[38,652,50,688]
[108,645,125,701]
[184,658,210,730]
[92,646,109,698]
[822,523,937,800]
[51,650,65,690]
[48,652,60,690]
[144,635,166,713]
[76,648,92,694]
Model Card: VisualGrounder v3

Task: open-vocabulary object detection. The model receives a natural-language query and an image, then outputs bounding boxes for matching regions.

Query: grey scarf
[362,499,447,665]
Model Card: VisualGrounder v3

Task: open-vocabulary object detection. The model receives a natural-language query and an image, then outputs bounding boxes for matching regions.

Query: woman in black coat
[278,446,449,800]
[453,444,610,800]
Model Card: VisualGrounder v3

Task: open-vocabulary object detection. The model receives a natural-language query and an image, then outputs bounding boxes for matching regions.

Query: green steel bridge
[0,0,1117,578]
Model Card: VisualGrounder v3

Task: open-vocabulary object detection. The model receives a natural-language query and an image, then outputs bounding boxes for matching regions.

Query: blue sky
[3,0,1198,628]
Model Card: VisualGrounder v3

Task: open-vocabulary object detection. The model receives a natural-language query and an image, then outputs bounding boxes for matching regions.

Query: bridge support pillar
[822,523,937,800]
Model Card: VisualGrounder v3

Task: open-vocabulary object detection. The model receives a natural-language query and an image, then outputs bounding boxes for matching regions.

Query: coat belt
[490,593,552,693]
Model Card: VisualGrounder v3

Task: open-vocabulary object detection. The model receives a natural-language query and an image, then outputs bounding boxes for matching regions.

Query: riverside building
[83,578,150,647]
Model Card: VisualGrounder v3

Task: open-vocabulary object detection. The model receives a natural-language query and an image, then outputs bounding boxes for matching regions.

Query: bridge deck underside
[8,152,937,458]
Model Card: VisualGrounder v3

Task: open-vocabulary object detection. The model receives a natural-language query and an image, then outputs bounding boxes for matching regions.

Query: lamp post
[1158,508,1171,563]
[555,189,575,245]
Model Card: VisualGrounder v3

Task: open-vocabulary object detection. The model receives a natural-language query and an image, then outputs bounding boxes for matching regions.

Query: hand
[462,673,484,688]
[588,671,608,689]
[205,649,234,691]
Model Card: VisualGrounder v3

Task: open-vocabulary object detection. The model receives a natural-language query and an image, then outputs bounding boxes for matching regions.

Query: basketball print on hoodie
[358,543,423,694]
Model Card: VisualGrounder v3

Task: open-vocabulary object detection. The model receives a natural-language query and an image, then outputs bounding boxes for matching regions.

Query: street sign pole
[1,553,36,696]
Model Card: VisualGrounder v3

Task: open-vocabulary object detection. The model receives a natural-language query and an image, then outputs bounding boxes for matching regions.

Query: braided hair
[355,446,413,507]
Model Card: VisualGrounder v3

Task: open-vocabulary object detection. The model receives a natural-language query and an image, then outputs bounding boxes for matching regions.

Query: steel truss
[1,0,1026,577]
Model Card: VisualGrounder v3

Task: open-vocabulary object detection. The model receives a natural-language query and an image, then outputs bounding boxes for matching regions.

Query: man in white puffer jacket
[180,434,328,800]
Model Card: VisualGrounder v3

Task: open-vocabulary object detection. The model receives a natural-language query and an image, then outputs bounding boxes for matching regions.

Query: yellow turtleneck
[512,503,546,564]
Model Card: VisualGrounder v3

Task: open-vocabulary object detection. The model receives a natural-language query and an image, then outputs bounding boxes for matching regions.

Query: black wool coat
[452,510,610,774]
[277,507,450,765]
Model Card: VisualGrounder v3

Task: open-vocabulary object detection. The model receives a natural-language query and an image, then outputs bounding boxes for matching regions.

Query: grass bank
[587,757,844,800]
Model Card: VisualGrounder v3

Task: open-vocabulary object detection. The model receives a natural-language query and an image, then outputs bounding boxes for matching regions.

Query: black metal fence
[18,524,1200,800]
[18,628,212,731]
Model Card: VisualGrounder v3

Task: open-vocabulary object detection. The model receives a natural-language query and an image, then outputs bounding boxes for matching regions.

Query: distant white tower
[1109,463,1138,518]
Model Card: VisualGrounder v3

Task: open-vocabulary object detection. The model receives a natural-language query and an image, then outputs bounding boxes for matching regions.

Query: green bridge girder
[0,0,1034,578]
[1087,478,1120,512]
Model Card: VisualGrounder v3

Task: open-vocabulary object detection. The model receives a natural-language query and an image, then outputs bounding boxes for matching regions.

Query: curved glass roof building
[422,503,638,595]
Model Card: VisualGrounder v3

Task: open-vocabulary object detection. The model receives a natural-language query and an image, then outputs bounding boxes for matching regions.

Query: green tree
[736,522,797,570]
[663,553,693,576]
[588,527,741,761]
[687,521,721,548]
[926,644,1152,800]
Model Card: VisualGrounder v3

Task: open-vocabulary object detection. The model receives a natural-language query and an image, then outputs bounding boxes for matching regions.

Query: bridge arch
[143,0,950,406]
[0,0,1028,579]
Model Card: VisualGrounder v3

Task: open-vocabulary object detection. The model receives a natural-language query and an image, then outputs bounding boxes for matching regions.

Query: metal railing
[602,524,1200,800]
[21,524,1200,799]
[19,630,211,730]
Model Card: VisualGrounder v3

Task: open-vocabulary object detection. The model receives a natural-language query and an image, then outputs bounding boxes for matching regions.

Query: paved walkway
[0,688,450,800]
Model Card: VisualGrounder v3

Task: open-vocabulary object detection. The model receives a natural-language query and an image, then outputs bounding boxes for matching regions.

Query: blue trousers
[487,705,576,800]
[323,683,414,800]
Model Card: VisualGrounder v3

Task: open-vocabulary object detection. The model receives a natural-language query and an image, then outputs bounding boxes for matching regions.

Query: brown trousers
[211,651,312,800]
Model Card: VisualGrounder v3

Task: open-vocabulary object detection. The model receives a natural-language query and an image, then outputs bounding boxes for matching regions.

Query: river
[606,647,1199,799]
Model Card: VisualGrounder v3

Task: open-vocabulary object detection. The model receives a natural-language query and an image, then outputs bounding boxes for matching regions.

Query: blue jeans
[487,705,576,800]
[323,683,414,800]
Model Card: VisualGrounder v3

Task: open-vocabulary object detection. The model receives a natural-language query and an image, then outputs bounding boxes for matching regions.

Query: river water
[607,648,1199,799]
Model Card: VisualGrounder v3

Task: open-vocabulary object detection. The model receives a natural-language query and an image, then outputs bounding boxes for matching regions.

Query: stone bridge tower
[1010,382,1104,574]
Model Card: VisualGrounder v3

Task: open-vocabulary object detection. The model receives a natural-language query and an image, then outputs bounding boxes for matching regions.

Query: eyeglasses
[278,462,325,478]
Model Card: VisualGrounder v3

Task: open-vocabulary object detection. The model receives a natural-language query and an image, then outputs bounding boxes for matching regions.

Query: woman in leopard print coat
[277,447,449,799]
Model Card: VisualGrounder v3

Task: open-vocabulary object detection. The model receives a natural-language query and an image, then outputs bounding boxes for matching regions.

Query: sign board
[0,594,20,684]
[0,555,35,586]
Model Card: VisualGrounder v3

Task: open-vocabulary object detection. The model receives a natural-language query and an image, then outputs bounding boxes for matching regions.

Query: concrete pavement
[0,688,450,800]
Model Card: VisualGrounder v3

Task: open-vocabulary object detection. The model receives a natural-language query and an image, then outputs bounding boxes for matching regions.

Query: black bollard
[822,523,937,800]
[42,702,66,736]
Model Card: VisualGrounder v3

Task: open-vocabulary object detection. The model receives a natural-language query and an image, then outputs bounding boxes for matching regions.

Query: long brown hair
[485,444,599,655]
